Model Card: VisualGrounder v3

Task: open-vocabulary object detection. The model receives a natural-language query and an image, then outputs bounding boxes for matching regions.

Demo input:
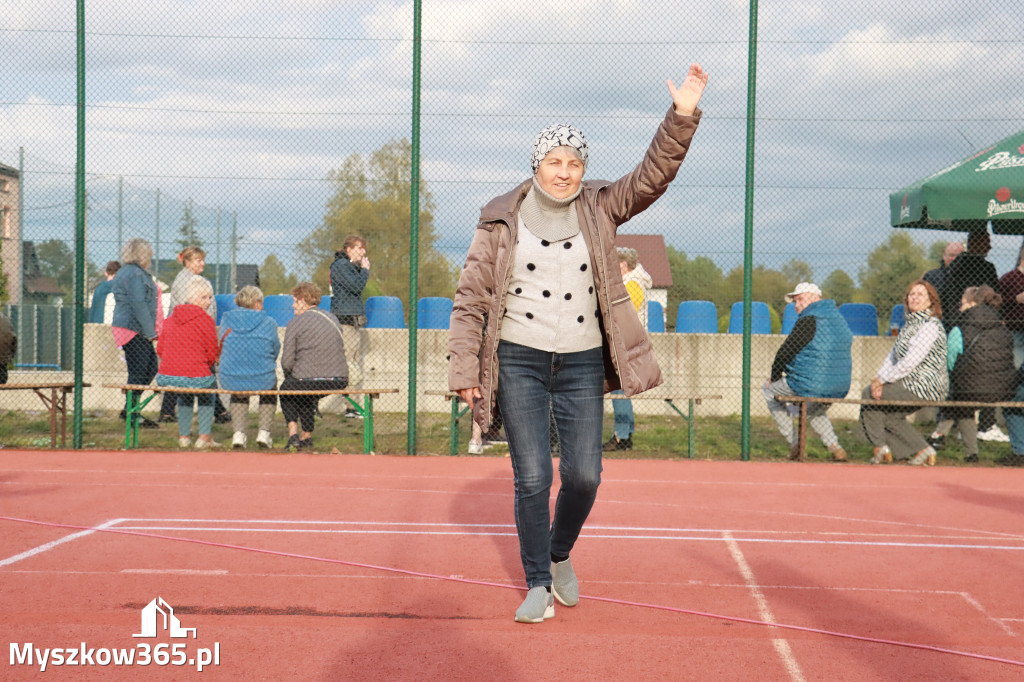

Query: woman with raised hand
[448,64,708,623]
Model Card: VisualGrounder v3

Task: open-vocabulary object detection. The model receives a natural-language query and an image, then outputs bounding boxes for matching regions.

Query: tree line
[2,139,959,327]
[666,232,952,333]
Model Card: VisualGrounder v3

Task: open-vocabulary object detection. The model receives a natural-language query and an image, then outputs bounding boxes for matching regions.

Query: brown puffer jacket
[448,106,702,426]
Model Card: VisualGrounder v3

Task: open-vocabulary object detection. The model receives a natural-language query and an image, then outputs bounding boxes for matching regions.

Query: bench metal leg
[664,398,698,459]
[449,397,470,456]
[123,391,157,449]
[797,401,808,461]
[363,394,374,454]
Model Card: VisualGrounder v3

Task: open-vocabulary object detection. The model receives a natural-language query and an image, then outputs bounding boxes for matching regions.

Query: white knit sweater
[500,218,602,353]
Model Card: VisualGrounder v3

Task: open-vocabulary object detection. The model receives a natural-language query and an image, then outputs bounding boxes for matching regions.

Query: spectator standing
[218,286,281,449]
[921,241,965,295]
[110,238,160,429]
[603,247,652,451]
[861,280,948,466]
[89,261,120,324]
[449,65,707,623]
[928,286,1015,462]
[998,240,1024,369]
[0,312,16,384]
[156,277,221,449]
[762,282,853,461]
[330,235,369,419]
[280,282,349,452]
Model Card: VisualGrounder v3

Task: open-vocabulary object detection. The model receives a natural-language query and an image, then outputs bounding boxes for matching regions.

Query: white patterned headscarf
[531,124,589,174]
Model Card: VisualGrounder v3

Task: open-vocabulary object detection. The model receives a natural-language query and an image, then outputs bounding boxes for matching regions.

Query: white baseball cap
[784,282,821,302]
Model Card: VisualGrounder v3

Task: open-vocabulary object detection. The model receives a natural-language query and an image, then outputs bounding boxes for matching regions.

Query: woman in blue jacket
[111,238,160,429]
[218,286,281,449]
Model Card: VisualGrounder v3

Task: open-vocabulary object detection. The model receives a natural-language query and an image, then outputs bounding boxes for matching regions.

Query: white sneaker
[232,432,247,449]
[978,425,1010,442]
[468,441,484,455]
[256,430,273,449]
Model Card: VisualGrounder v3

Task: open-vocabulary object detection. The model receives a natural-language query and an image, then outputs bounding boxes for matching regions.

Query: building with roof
[0,162,21,303]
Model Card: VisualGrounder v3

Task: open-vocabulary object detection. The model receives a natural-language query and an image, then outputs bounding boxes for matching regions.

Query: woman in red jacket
[157,277,221,449]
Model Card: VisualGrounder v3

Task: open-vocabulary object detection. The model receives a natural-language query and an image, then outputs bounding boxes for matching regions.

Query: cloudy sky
[2,0,1022,285]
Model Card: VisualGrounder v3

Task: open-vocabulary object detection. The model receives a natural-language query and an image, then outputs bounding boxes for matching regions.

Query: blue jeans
[611,389,634,440]
[496,341,604,589]
[123,334,158,414]
[157,374,216,437]
[1004,383,1024,455]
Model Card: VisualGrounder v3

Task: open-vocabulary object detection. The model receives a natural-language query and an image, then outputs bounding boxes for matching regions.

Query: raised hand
[667,63,709,116]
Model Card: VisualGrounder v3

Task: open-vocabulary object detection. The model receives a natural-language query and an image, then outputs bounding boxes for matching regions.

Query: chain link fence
[1,2,1022,457]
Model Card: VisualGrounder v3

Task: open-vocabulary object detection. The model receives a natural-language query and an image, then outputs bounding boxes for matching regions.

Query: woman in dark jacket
[938,286,1015,462]
[330,235,369,416]
[448,65,707,623]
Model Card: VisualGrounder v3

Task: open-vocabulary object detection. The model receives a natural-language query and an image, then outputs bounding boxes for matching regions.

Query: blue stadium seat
[318,295,332,312]
[647,301,665,333]
[889,304,905,334]
[781,302,797,335]
[365,296,406,329]
[262,294,295,327]
[839,302,879,336]
[417,297,453,330]
[214,294,237,325]
[675,300,718,333]
[727,301,771,334]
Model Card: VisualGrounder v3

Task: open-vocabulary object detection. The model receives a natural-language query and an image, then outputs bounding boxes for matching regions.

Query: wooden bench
[0,382,91,447]
[428,389,723,458]
[611,392,724,458]
[103,384,399,453]
[776,395,1024,461]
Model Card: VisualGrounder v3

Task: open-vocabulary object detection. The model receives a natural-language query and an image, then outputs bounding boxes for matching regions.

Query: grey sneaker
[514,586,554,623]
[550,557,579,607]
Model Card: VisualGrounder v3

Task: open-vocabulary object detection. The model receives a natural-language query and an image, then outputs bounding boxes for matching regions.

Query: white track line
[724,531,806,682]
[0,518,123,567]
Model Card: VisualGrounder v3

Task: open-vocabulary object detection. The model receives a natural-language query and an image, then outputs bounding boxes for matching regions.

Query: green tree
[721,264,792,328]
[0,265,8,303]
[296,139,459,310]
[176,199,201,251]
[780,259,814,289]
[259,253,298,295]
[859,232,929,323]
[665,246,723,327]
[927,240,949,264]
[35,238,98,303]
[820,269,857,305]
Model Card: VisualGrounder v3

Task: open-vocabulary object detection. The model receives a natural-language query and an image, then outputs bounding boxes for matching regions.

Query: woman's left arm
[877,322,942,383]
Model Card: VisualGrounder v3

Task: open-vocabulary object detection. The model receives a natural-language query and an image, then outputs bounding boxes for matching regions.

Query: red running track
[1,450,1023,680]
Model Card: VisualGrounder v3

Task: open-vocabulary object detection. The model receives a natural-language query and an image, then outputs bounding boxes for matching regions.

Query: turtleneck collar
[518,178,583,242]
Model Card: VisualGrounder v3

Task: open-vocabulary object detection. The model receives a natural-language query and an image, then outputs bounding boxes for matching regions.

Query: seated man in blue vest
[763,282,853,461]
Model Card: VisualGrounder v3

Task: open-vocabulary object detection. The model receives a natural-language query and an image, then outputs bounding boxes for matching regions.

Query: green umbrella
[890,129,1024,234]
